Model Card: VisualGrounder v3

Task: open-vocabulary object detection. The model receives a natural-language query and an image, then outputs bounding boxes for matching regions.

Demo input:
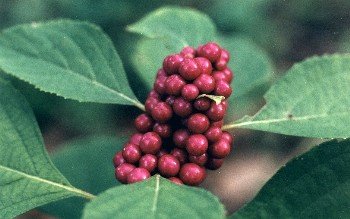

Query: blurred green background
[0,0,349,218]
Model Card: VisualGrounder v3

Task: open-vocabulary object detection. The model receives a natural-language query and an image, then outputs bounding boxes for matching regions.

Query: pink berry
[187,113,210,133]
[205,126,222,142]
[189,153,208,166]
[210,139,231,158]
[130,133,144,146]
[151,102,173,123]
[173,97,193,118]
[115,163,135,184]
[214,80,232,98]
[139,132,162,154]
[122,143,142,164]
[127,167,151,184]
[215,49,230,70]
[180,46,196,58]
[113,151,125,167]
[171,148,188,165]
[145,97,160,115]
[154,74,167,95]
[206,158,224,170]
[222,68,233,83]
[158,154,180,177]
[173,129,190,148]
[211,120,224,128]
[222,131,234,144]
[134,113,154,133]
[179,163,206,186]
[186,134,208,156]
[157,149,168,158]
[193,97,211,111]
[163,54,184,75]
[194,57,213,75]
[153,123,172,138]
[148,89,160,99]
[179,58,201,80]
[169,177,184,185]
[213,71,231,83]
[139,154,158,173]
[206,102,226,122]
[165,75,186,95]
[197,42,222,62]
[181,84,199,101]
[193,74,215,94]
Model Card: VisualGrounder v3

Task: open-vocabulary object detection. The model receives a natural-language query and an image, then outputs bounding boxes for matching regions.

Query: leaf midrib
[0,165,95,200]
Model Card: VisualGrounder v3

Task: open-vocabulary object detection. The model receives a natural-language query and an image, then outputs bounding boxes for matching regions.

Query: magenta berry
[181,84,199,101]
[113,42,234,186]
[122,143,142,164]
[186,134,208,156]
[179,163,206,186]
[115,163,135,184]
[158,154,180,177]
[151,102,173,123]
[187,113,210,134]
[134,113,153,133]
[139,154,158,173]
[139,132,162,154]
[127,167,151,184]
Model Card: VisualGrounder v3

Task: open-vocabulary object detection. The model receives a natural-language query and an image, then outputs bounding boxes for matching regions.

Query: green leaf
[224,54,350,138]
[218,35,275,121]
[197,94,225,104]
[42,136,124,219]
[231,139,350,218]
[127,6,216,51]
[0,20,144,110]
[83,175,226,219]
[0,79,94,219]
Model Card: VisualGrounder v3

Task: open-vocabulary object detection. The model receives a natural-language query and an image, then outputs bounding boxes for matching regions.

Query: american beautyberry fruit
[181,84,199,101]
[115,163,135,184]
[213,70,231,83]
[173,129,190,148]
[189,153,208,166]
[113,151,125,167]
[171,148,188,165]
[139,132,162,154]
[197,42,222,62]
[206,158,224,170]
[187,113,210,134]
[211,120,224,128]
[169,177,184,185]
[158,154,180,177]
[193,97,211,111]
[134,113,153,133]
[153,123,172,138]
[222,68,233,83]
[210,139,231,159]
[148,89,160,99]
[122,143,142,164]
[163,54,184,75]
[145,96,160,114]
[206,102,226,122]
[214,80,232,98]
[173,97,193,118]
[179,163,206,186]
[154,75,167,95]
[222,131,234,144]
[215,49,230,70]
[194,57,213,75]
[157,149,168,158]
[186,134,208,156]
[180,46,196,58]
[165,75,186,95]
[193,74,215,94]
[205,126,222,142]
[151,102,173,123]
[139,154,158,173]
[179,58,201,80]
[127,167,151,184]
[129,133,143,145]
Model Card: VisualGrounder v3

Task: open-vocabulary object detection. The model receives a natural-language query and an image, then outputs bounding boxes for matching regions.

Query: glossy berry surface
[181,84,199,101]
[134,113,153,133]
[139,132,162,154]
[165,75,186,95]
[113,151,125,167]
[151,102,173,123]
[187,113,210,134]
[127,167,151,184]
[179,58,201,80]
[186,134,208,156]
[179,163,206,186]
[139,154,158,173]
[158,154,181,177]
[122,143,142,164]
[115,163,135,184]
[210,139,231,158]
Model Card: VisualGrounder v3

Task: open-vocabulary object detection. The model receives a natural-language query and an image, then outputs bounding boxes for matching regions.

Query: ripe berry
[210,139,231,158]
[187,113,210,133]
[165,75,186,95]
[180,46,196,58]
[181,84,199,101]
[193,74,215,94]
[173,97,193,118]
[189,153,208,166]
[213,71,231,83]
[113,151,125,167]
[211,120,224,128]
[153,123,172,138]
[122,143,142,164]
[127,167,151,184]
[171,148,188,165]
[154,75,167,95]
[115,163,135,184]
[214,80,232,98]
[179,58,201,80]
[194,57,213,75]
[163,54,184,75]
[129,133,143,145]
[151,102,173,123]
[173,129,190,148]
[169,177,184,185]
[193,97,211,111]
[197,42,222,62]
[157,149,168,158]
[205,126,222,142]
[215,49,230,70]
[179,163,206,186]
[148,89,160,99]
[158,154,180,177]
[139,132,162,154]
[139,154,158,173]
[206,158,224,170]
[134,113,153,133]
[222,68,233,83]
[206,102,226,122]
[222,131,234,144]
[186,134,208,156]
[145,97,160,114]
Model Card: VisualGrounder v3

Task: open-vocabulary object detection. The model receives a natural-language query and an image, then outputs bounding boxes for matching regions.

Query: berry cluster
[113,42,234,186]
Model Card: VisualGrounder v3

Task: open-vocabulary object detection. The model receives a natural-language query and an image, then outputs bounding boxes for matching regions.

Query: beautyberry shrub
[113,42,234,186]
